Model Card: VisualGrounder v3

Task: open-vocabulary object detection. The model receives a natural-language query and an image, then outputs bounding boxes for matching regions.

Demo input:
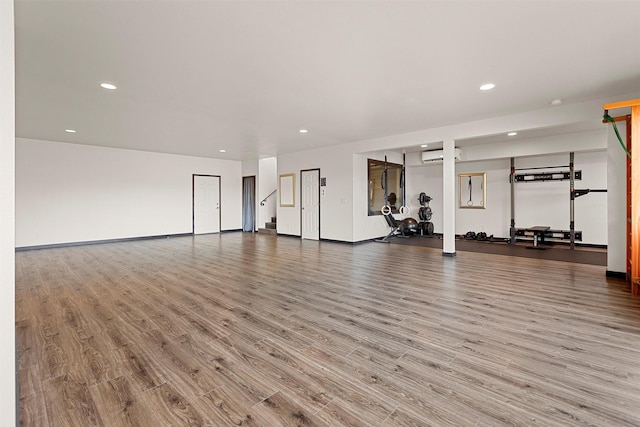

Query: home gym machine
[603,98,639,293]
[509,153,606,249]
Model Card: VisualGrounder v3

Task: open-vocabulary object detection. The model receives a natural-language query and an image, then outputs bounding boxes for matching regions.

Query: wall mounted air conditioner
[421,148,462,163]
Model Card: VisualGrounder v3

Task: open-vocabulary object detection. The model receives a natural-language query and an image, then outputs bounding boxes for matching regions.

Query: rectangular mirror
[367,159,403,216]
[459,173,486,209]
[279,173,295,207]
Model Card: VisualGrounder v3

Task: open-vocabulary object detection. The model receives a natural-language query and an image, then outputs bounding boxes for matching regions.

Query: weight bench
[376,214,409,243]
[521,226,550,249]
[515,226,583,249]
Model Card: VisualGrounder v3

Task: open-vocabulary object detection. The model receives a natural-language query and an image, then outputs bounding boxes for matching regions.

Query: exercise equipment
[399,217,419,236]
[417,192,434,236]
[475,232,490,241]
[380,155,392,215]
[514,170,582,182]
[574,189,607,198]
[569,152,576,249]
[513,226,583,249]
[460,230,494,241]
[509,152,605,249]
[464,231,476,240]
[523,226,550,250]
[419,221,434,235]
[603,99,638,290]
[399,152,410,215]
[376,153,418,242]
[603,109,631,158]
[466,176,473,206]
[376,214,408,242]
[379,155,406,215]
[376,213,419,242]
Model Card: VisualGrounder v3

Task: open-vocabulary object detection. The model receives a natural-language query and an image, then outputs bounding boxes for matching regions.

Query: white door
[193,175,220,234]
[301,169,320,240]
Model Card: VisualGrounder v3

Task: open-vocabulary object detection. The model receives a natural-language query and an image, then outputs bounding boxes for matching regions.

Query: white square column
[442,139,456,256]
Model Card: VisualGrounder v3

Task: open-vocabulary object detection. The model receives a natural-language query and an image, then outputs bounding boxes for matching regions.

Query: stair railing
[260,189,277,206]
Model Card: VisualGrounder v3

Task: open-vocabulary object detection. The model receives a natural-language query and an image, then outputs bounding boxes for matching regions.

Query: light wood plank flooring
[16,232,640,426]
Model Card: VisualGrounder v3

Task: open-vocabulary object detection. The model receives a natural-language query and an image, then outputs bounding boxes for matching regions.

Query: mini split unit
[421,148,462,163]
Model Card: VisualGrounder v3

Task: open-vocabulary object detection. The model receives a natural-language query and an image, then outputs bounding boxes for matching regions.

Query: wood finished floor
[16,232,640,426]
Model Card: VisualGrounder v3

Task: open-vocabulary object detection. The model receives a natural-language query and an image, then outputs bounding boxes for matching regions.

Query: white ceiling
[14,1,640,161]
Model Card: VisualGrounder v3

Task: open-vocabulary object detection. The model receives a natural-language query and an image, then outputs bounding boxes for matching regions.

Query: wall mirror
[459,173,486,209]
[368,159,403,216]
[279,173,295,207]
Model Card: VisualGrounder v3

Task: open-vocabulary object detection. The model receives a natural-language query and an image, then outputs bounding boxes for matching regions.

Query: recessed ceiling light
[420,144,428,148]
[480,83,495,91]
[550,98,563,106]
[219,149,226,153]
[299,129,309,134]
[507,132,518,136]
[100,83,117,90]
[65,129,76,133]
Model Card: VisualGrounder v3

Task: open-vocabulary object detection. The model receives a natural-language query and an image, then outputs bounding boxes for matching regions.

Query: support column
[442,139,456,256]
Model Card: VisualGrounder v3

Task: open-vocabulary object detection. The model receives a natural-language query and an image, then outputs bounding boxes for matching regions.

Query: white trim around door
[301,169,320,240]
[193,174,221,234]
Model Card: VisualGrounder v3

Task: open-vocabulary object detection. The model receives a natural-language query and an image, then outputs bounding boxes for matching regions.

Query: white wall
[277,146,353,240]
[406,159,512,237]
[258,157,277,229]
[0,1,16,423]
[349,98,610,155]
[456,159,510,237]
[16,139,243,247]
[607,124,628,273]
[241,159,258,177]
[462,129,606,162]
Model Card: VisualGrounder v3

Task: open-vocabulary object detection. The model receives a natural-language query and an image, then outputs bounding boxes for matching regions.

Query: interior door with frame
[193,174,220,234]
[301,169,320,240]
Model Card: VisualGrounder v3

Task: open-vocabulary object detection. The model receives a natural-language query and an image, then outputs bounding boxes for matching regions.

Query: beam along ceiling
[14,1,640,161]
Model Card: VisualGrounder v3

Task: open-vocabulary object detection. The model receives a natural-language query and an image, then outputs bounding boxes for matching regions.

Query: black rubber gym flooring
[390,235,607,266]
